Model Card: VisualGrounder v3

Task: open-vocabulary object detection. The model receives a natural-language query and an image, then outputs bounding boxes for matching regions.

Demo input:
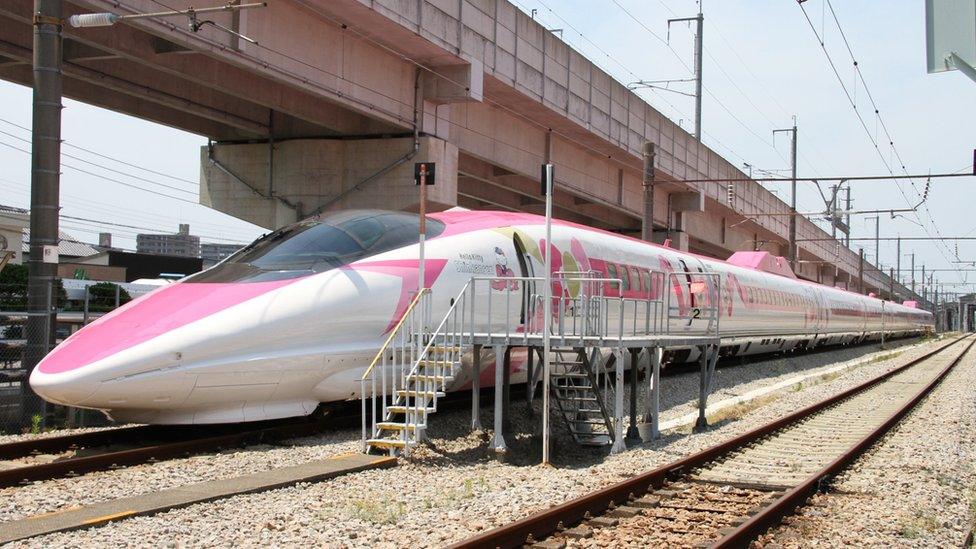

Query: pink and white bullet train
[30,209,933,424]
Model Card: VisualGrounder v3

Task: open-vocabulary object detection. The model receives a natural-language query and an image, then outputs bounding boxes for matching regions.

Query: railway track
[450,334,972,549]
[0,379,493,488]
[0,335,937,491]
[0,409,360,489]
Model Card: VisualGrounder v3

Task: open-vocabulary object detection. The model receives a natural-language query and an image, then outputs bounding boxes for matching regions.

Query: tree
[0,264,68,311]
[86,282,131,312]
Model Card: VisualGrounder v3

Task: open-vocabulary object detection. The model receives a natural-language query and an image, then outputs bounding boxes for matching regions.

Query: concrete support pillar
[201,136,459,229]
[490,344,507,455]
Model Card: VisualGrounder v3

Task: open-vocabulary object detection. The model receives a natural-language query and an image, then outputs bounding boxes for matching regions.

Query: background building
[201,242,243,265]
[75,250,202,282]
[136,223,200,258]
[0,205,28,265]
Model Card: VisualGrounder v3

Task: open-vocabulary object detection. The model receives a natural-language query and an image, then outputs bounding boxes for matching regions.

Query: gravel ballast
[761,338,976,548]
[1,336,955,547]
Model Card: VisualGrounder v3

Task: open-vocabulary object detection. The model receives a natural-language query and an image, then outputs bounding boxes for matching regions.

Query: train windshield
[187,210,445,283]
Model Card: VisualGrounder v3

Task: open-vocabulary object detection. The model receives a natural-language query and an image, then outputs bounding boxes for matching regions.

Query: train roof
[429,209,929,314]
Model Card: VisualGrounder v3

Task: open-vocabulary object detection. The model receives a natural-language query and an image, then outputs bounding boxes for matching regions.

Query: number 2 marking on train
[692,308,702,319]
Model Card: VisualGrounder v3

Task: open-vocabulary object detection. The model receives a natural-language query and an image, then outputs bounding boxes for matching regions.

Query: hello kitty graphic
[491,246,519,290]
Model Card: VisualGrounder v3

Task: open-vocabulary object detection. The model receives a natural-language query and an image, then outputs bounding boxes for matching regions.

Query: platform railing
[468,271,671,346]
[665,271,722,339]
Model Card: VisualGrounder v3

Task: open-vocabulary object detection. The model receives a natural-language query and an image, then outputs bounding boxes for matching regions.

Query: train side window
[641,271,652,297]
[620,266,631,292]
[629,267,642,294]
[607,263,620,290]
[747,287,754,304]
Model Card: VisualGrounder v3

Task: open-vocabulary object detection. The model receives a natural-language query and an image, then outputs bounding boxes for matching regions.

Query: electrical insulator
[726,183,735,207]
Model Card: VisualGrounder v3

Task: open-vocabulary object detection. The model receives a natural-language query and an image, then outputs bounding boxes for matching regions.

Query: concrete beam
[202,136,458,229]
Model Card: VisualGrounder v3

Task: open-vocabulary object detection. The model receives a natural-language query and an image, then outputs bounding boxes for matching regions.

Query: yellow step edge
[376,422,419,431]
[367,439,409,448]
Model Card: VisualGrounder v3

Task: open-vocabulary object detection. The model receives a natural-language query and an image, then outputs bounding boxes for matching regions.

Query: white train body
[30,209,932,424]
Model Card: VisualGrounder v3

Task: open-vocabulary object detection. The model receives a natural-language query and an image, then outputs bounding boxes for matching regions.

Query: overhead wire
[606,0,790,166]
[0,178,259,241]
[0,128,197,197]
[0,117,199,188]
[797,0,959,279]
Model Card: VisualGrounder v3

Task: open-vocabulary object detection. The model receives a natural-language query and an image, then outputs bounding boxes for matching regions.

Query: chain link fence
[0,280,131,435]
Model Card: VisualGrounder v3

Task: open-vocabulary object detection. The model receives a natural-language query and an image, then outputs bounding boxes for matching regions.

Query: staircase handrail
[361,288,430,382]
[413,280,473,367]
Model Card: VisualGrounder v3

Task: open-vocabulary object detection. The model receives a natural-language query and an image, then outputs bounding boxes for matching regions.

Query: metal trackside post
[626,348,641,443]
[644,346,662,440]
[471,344,482,431]
[881,302,886,349]
[490,344,507,455]
[610,348,626,454]
[694,345,709,433]
[502,347,512,432]
[541,163,554,465]
[525,346,534,415]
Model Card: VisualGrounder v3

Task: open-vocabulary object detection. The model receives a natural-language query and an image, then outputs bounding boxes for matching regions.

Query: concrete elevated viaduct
[0,0,923,301]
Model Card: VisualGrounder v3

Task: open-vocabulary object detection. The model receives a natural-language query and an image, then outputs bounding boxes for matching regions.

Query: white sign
[926,0,976,74]
[42,244,58,264]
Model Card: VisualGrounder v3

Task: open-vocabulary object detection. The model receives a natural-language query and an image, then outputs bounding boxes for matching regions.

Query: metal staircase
[360,268,723,457]
[549,347,615,446]
[361,285,470,456]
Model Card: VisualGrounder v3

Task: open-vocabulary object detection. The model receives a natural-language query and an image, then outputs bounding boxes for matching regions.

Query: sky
[0,0,973,292]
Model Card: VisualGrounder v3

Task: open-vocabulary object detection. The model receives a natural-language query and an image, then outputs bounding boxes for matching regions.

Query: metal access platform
[360,270,723,461]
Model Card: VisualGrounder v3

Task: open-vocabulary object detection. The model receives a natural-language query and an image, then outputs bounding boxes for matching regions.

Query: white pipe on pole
[541,163,554,465]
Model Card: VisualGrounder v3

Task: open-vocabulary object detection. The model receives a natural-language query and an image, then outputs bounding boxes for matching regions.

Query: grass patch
[346,499,408,525]
[899,524,922,539]
[706,393,781,424]
[898,509,941,539]
[819,371,841,382]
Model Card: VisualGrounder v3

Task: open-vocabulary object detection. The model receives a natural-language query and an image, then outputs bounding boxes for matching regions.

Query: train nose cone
[29,367,99,406]
[28,279,299,410]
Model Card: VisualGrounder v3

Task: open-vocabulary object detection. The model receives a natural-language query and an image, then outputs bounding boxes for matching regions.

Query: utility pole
[921,265,926,304]
[888,267,895,300]
[896,236,901,284]
[910,252,915,296]
[866,215,880,267]
[23,0,63,429]
[857,248,864,294]
[668,7,703,141]
[773,124,798,268]
[642,142,655,242]
[843,186,852,248]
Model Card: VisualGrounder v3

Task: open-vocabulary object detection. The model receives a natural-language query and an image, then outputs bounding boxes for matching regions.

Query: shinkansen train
[30,209,933,424]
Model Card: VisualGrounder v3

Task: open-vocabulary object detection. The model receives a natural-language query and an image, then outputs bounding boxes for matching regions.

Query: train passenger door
[805,286,826,332]
[675,257,715,333]
[513,235,536,329]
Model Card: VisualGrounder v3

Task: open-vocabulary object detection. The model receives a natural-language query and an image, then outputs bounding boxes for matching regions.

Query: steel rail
[0,424,155,460]
[0,413,361,488]
[713,335,976,548]
[0,381,492,488]
[447,335,968,549]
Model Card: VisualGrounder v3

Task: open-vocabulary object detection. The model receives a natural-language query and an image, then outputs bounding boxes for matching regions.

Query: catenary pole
[641,142,655,242]
[23,0,63,429]
[773,124,798,268]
